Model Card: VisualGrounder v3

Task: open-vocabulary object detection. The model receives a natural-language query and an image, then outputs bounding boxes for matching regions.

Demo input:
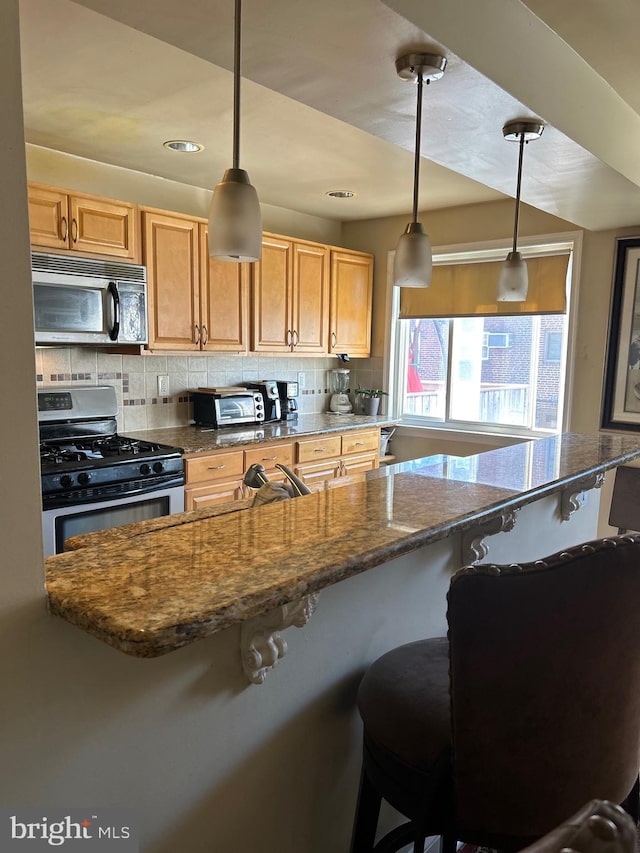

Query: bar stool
[350,535,640,853]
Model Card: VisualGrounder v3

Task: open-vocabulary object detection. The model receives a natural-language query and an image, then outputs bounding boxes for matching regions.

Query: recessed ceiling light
[163,140,204,153]
[326,190,355,199]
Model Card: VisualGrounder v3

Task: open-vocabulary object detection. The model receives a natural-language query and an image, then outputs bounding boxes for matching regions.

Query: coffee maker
[242,381,281,421]
[276,380,299,420]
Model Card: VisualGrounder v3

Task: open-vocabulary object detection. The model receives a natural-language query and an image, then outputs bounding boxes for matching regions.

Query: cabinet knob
[292,329,299,347]
[331,331,337,348]
[60,216,68,242]
[286,329,293,346]
[71,218,78,243]
[194,324,201,344]
[202,325,208,347]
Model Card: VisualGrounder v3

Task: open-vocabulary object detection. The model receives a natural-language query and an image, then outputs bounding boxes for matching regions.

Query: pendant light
[497,119,544,301]
[393,52,447,288]
[208,0,262,262]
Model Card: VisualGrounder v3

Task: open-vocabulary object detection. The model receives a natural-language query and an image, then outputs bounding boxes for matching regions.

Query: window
[389,239,575,436]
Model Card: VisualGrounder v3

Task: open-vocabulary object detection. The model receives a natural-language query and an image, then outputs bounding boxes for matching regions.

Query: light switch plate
[297,371,305,389]
[157,375,170,396]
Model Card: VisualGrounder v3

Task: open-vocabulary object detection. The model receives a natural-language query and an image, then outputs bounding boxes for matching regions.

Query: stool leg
[440,831,457,853]
[350,766,382,852]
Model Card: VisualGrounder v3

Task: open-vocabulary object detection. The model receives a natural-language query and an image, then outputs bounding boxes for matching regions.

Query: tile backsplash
[35,348,385,432]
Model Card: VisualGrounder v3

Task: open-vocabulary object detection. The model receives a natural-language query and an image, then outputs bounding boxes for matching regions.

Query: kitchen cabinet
[199,224,249,352]
[184,441,295,509]
[142,209,249,352]
[252,233,329,353]
[329,249,373,356]
[184,449,246,510]
[28,182,138,260]
[294,428,380,491]
[142,209,200,351]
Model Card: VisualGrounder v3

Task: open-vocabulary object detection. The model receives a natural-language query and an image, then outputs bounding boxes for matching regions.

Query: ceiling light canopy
[393,52,447,289]
[208,0,262,263]
[497,119,545,302]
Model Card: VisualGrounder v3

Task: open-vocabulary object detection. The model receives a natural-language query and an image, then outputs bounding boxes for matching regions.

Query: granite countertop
[125,414,398,454]
[46,433,640,659]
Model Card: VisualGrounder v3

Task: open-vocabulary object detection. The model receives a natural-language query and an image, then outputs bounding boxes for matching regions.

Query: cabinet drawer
[244,442,293,471]
[185,450,245,485]
[296,435,342,464]
[341,429,380,456]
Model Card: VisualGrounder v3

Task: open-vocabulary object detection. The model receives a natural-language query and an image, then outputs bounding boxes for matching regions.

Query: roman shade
[399,253,569,319]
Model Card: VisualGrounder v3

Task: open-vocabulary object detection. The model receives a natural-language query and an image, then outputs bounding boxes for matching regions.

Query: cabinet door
[69,195,137,259]
[291,241,329,353]
[28,185,68,249]
[339,451,379,482]
[199,223,249,352]
[329,250,373,356]
[185,479,246,510]
[143,211,200,350]
[251,234,292,352]
[295,459,342,492]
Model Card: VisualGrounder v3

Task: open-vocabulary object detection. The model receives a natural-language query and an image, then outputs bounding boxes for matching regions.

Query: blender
[328,368,352,414]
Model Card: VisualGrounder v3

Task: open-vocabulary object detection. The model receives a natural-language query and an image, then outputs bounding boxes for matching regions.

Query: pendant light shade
[497,120,544,302]
[209,0,262,262]
[393,52,446,288]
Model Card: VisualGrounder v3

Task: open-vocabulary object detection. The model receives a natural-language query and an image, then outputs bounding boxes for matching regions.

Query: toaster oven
[192,390,265,428]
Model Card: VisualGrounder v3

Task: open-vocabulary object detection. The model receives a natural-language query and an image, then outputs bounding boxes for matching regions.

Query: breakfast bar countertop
[125,413,398,454]
[45,432,640,659]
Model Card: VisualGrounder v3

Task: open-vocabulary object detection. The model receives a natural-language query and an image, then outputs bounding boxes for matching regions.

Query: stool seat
[358,637,450,770]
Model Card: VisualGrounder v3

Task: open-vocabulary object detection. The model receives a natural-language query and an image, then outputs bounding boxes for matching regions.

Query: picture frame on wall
[602,237,640,431]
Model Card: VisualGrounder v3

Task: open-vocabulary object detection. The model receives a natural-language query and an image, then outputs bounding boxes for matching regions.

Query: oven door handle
[108,281,120,341]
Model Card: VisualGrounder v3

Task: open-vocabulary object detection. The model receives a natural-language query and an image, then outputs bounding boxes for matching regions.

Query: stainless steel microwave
[32,252,147,345]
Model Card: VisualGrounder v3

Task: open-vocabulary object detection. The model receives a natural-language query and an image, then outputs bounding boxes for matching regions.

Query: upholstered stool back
[447,536,640,847]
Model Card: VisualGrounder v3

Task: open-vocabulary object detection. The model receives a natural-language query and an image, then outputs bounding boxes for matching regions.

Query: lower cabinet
[184,442,295,509]
[184,449,245,510]
[183,428,382,508]
[295,429,380,491]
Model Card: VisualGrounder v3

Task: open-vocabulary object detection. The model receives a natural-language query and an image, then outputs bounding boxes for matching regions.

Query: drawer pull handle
[354,441,364,445]
[262,456,277,461]
[314,447,328,453]
[208,464,225,470]
[60,216,68,242]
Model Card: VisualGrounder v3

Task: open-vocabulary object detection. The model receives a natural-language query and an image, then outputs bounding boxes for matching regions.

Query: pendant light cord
[232,0,241,170]
[412,72,424,224]
[512,131,525,254]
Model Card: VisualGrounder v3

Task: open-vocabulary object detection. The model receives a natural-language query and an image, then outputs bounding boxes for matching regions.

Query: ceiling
[17,0,640,231]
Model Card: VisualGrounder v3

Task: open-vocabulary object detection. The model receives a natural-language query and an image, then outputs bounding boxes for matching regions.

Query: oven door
[42,485,184,557]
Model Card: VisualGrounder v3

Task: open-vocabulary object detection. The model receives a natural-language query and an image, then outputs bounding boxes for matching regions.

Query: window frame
[383,231,583,440]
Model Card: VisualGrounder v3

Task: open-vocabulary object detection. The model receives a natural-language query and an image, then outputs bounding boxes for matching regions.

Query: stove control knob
[77,472,90,486]
[152,461,164,474]
[60,475,73,489]
[140,463,151,476]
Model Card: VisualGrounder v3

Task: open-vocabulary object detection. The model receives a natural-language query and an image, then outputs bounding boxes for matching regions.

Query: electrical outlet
[157,375,170,396]
[297,371,306,390]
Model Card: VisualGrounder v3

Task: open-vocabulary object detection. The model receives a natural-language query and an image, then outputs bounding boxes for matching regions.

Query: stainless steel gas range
[39,385,184,556]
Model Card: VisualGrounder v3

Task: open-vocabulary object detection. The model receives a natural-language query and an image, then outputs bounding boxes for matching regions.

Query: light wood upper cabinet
[252,234,293,352]
[291,241,329,353]
[199,223,249,352]
[28,182,138,260]
[252,234,329,353]
[142,210,200,351]
[329,249,373,357]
